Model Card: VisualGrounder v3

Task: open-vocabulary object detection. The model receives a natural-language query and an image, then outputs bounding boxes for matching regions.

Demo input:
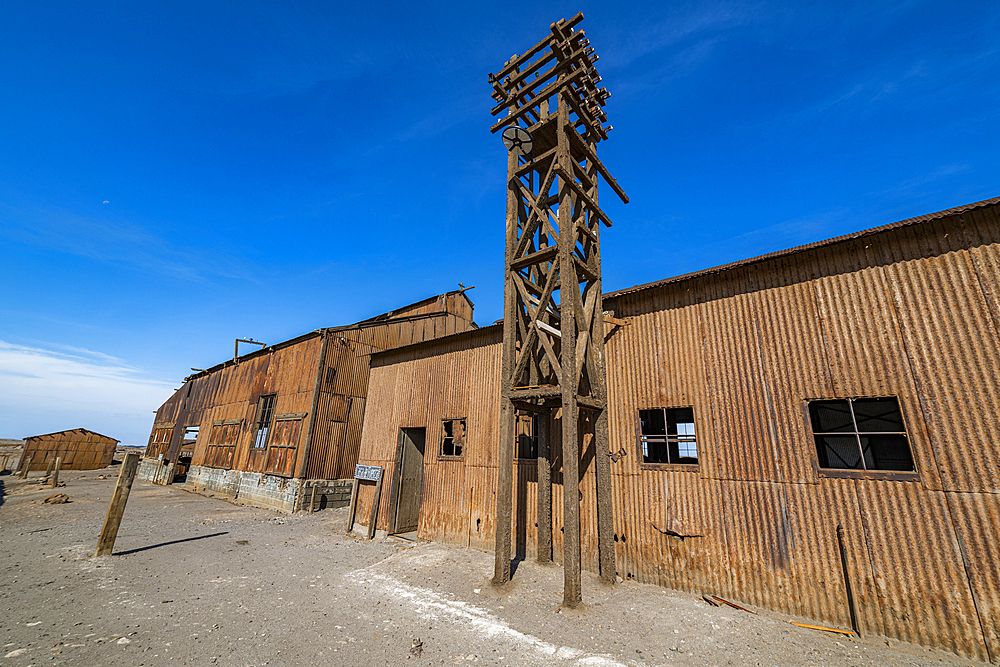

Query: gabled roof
[25,428,119,443]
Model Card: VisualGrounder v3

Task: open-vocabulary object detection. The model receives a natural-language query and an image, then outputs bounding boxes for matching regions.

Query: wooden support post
[309,482,319,513]
[19,456,32,479]
[0,455,7,472]
[45,456,56,478]
[94,451,141,557]
[51,457,62,488]
[345,478,360,535]
[594,405,615,582]
[367,474,384,540]
[493,119,521,587]
[536,408,552,563]
[558,93,582,609]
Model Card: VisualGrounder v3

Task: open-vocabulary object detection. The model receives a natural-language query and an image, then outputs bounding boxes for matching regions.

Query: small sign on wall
[354,464,382,482]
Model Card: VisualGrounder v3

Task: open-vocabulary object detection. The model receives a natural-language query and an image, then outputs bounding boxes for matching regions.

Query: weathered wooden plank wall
[18,429,118,471]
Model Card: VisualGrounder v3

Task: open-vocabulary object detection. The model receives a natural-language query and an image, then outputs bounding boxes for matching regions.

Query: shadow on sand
[112,531,229,556]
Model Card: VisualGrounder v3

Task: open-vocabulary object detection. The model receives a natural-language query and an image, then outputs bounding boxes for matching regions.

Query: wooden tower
[488,12,628,607]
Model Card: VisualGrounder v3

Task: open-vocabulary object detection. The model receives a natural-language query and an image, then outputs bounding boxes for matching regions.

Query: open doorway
[391,427,426,537]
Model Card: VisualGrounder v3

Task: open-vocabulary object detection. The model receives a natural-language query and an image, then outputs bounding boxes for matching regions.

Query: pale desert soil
[0,467,987,667]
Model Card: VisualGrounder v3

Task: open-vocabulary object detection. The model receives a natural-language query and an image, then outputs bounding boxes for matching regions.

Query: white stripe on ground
[346,569,626,666]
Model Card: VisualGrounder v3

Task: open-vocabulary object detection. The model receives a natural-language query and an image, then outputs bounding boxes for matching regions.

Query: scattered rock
[236,540,250,546]
[43,494,69,504]
[409,638,423,658]
[5,648,28,658]
[117,637,131,645]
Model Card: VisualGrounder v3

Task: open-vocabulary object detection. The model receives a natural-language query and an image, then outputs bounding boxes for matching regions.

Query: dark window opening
[639,407,698,465]
[441,419,466,458]
[516,413,537,459]
[254,394,277,449]
[325,366,336,384]
[809,397,914,472]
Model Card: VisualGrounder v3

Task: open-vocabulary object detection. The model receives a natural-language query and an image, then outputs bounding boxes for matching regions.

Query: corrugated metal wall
[304,312,479,480]
[353,204,1000,662]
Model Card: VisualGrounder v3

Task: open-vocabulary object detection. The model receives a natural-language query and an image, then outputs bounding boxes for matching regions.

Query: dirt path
[0,468,986,666]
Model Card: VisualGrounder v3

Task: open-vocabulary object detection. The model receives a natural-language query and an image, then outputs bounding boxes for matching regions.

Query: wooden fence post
[345,478,359,535]
[367,474,383,540]
[51,457,62,488]
[45,456,56,477]
[19,456,32,479]
[94,452,141,557]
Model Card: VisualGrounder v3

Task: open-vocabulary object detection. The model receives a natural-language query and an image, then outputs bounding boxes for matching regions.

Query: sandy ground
[0,466,988,667]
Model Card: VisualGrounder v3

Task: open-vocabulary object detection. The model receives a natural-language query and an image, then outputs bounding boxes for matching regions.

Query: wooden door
[393,428,425,533]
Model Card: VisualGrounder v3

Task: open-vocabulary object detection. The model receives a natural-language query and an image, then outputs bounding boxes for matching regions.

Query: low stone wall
[296,479,354,512]
[137,457,175,485]
[140,460,354,513]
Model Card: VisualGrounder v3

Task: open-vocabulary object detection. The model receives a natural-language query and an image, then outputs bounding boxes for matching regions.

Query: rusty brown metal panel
[697,269,783,483]
[747,263,833,484]
[808,250,945,492]
[334,397,366,480]
[854,481,988,661]
[467,465,496,550]
[417,461,468,545]
[948,491,1000,662]
[880,236,1000,493]
[604,197,1000,301]
[769,480,857,630]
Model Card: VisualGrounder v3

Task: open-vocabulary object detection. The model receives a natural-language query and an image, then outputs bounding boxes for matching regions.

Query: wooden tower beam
[488,12,627,607]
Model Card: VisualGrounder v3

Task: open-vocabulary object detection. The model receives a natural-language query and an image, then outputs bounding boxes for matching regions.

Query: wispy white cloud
[0,340,174,444]
[0,203,260,284]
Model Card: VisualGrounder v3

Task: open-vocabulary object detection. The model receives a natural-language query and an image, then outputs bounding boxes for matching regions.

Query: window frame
[636,406,700,470]
[806,396,919,481]
[204,419,241,470]
[515,412,538,461]
[253,394,278,449]
[439,417,467,460]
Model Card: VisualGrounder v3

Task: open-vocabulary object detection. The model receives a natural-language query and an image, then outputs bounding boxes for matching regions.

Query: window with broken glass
[440,418,466,458]
[638,407,698,466]
[253,394,277,449]
[809,397,915,471]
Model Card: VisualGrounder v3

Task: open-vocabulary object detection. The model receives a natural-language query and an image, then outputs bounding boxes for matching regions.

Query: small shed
[18,429,119,471]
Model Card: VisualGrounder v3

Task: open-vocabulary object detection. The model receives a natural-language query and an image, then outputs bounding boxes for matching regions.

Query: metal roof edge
[603,196,1000,301]
[25,427,119,443]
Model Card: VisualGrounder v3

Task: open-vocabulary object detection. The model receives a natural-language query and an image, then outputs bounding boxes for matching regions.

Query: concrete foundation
[138,460,355,514]
[137,457,175,485]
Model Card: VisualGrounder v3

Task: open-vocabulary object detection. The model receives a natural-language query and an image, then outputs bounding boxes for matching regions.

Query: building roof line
[603,196,999,300]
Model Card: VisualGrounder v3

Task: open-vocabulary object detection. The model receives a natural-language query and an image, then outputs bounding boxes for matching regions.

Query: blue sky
[1,1,997,445]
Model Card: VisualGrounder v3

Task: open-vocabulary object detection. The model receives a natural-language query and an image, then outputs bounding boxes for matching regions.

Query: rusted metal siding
[354,202,1000,662]
[18,429,118,471]
[303,310,479,481]
[146,335,322,479]
[353,328,502,541]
